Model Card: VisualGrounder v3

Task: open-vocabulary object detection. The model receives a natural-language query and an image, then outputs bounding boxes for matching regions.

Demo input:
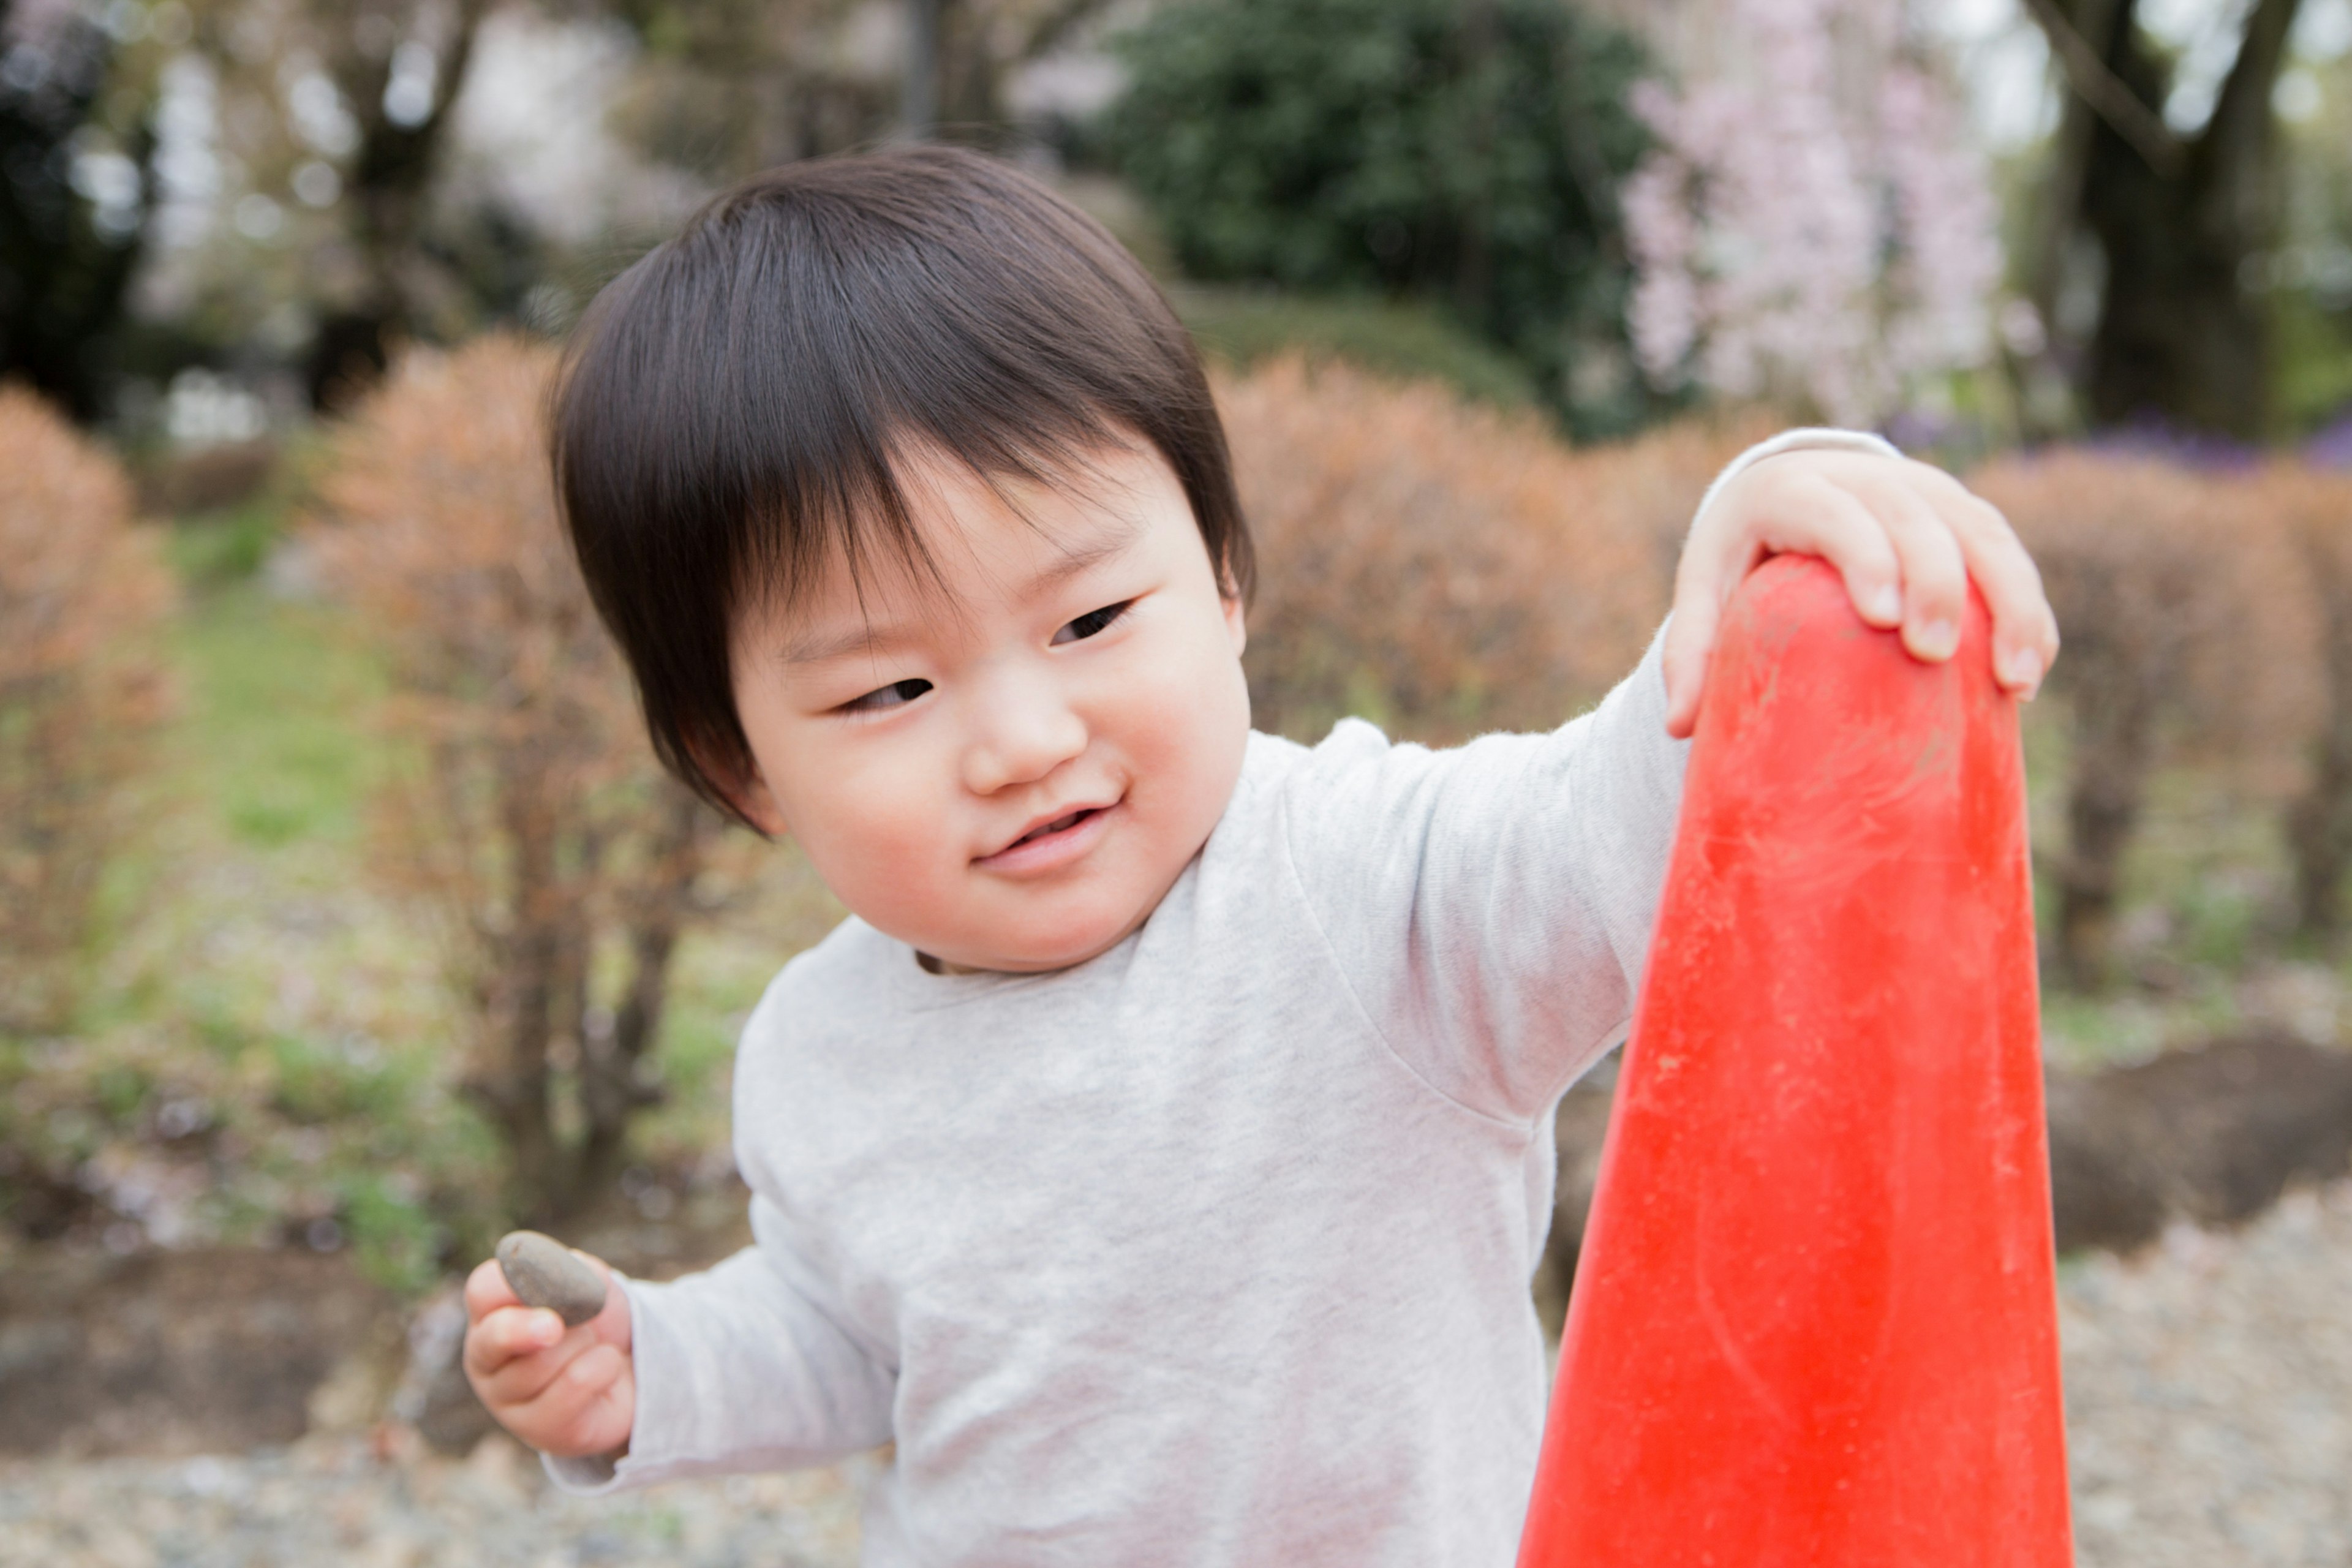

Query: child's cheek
[1121,629,1250,841]
[793,750,957,932]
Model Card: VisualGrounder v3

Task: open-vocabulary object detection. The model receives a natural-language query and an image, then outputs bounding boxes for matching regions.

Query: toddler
[464,145,2057,1566]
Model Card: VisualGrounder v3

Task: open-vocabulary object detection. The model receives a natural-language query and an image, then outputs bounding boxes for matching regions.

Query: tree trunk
[466,765,567,1225]
[933,0,1115,147]
[2290,525,2352,940]
[304,0,491,411]
[2290,710,2352,941]
[567,788,705,1216]
[0,7,155,422]
[907,0,941,138]
[2081,152,2269,435]
[2029,0,2307,437]
[2057,666,2160,990]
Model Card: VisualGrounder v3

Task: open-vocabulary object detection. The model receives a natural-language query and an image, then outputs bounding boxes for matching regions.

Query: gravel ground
[2064,1177,2352,1567]
[0,1437,870,1568]
[5,1178,2348,1567]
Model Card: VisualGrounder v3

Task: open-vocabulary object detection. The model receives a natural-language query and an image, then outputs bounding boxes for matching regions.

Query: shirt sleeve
[1275,630,1684,1126]
[1273,427,1898,1126]
[541,1193,897,1494]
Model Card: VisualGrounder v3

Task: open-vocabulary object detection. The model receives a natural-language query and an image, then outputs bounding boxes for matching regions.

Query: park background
[6,0,2352,1561]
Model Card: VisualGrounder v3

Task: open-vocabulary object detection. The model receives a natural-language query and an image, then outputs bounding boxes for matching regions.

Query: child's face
[728,441,1252,973]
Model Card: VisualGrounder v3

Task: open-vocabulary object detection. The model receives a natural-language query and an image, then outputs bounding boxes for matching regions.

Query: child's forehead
[752,439,1177,638]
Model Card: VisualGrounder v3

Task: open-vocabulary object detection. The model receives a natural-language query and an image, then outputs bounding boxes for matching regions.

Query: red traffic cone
[1518,555,2071,1567]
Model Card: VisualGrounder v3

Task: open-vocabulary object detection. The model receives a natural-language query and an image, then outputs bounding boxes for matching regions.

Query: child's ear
[1220,576,1248,658]
[695,746,791,839]
[733,775,791,840]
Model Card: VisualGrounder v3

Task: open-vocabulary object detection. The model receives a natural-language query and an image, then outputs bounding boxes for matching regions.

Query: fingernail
[2000,647,2043,690]
[1913,620,1958,660]
[1866,586,1902,624]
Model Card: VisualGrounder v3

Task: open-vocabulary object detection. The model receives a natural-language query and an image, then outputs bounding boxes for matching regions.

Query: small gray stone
[494,1232,608,1328]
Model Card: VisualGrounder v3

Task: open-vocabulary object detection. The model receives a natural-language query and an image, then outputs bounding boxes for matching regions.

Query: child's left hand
[1662,448,2059,739]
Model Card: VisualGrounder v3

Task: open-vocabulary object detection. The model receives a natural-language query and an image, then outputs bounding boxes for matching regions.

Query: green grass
[2021,696,2351,1069]
[167,575,385,851]
[2274,288,2352,437]
[60,515,844,1273]
[165,501,284,587]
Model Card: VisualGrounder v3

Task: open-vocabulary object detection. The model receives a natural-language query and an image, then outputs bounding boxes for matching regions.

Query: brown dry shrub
[0,385,174,1033]
[1971,449,2288,987]
[2264,464,2352,937]
[1219,356,1693,743]
[311,333,732,1223]
[1566,405,1785,598]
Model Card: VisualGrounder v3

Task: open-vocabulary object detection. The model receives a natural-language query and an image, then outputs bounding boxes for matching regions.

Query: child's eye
[1052,600,1133,645]
[841,677,932,714]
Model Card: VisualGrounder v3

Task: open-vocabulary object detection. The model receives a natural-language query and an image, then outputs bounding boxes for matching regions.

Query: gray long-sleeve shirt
[553,429,1894,1565]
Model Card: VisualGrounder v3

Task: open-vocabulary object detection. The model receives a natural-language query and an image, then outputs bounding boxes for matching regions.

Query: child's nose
[960,671,1087,795]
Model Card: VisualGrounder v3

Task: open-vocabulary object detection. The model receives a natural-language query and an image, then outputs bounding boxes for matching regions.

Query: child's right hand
[462,1246,635,1459]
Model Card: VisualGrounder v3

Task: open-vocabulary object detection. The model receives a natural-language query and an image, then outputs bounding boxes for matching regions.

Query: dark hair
[549,144,1251,829]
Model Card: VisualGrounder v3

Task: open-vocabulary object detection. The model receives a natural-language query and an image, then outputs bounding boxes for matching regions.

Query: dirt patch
[0,1178,759,1461]
[0,1248,398,1458]
[2045,1030,2352,1253]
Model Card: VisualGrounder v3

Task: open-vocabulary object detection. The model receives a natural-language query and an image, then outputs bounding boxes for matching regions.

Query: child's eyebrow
[780,516,1141,666]
[780,620,925,667]
[1016,518,1141,597]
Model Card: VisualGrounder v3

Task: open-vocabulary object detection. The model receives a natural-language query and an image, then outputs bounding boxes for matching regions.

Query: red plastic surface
[1517,556,2071,1567]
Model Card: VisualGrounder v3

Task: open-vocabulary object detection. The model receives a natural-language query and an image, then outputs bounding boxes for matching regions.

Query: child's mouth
[1013,809,1093,847]
[979,802,1115,870]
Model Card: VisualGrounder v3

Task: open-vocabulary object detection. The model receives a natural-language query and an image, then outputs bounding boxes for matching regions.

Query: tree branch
[2020,0,2185,178]
[2199,0,2305,187]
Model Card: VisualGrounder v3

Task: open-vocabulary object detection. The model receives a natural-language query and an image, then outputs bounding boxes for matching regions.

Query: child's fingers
[1750,475,1911,638]
[1659,576,1725,740]
[1665,473,1901,736]
[1917,474,2060,695]
[511,1342,632,1451]
[464,1256,522,1319]
[465,1301,570,1382]
[459,1248,634,1456]
[469,1316,602,1409]
[1668,450,2062,737]
[1846,470,1969,663]
[582,1259,632,1349]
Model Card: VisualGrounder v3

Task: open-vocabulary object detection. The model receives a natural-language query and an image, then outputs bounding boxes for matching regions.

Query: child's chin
[945,910,1140,974]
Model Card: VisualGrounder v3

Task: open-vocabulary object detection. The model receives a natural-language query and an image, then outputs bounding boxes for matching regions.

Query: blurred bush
[1973,450,2319,988]
[1111,0,1653,435]
[1226,366,2352,993]
[311,334,737,1225]
[0,384,174,1034]
[1221,355,1768,744]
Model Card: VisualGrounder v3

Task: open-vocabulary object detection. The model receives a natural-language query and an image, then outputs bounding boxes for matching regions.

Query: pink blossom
[1625,0,2003,424]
